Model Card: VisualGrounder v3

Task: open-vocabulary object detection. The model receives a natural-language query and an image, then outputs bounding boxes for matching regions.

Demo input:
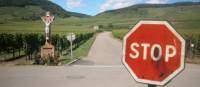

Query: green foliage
[73,35,95,58]
[24,33,42,60]
[39,32,94,65]
[0,32,94,65]
[112,29,129,40]
[60,35,96,64]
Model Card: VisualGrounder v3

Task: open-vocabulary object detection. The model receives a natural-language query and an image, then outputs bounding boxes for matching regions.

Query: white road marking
[72,65,124,68]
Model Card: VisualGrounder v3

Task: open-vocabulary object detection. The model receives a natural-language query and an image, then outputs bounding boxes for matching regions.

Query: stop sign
[123,21,185,85]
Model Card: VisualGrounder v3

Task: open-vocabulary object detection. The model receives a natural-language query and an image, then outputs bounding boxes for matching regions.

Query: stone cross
[41,11,54,41]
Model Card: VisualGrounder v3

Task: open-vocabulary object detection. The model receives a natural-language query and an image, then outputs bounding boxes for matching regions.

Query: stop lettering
[129,43,176,62]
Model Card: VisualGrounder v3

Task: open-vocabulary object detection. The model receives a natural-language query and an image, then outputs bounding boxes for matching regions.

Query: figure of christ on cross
[41,11,54,41]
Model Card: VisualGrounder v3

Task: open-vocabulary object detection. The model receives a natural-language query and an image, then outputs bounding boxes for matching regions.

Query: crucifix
[41,11,54,42]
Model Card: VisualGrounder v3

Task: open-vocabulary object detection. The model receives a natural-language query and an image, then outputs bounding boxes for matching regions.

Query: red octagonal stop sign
[123,21,185,85]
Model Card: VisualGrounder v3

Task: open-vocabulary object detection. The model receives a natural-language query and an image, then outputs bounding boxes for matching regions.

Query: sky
[51,0,200,16]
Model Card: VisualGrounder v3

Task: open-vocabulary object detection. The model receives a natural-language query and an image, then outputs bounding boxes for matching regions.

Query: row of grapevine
[0,33,94,61]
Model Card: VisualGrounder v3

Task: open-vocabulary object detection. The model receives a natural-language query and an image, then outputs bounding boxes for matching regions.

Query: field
[0,18,97,65]
[0,18,95,34]
[1,3,200,65]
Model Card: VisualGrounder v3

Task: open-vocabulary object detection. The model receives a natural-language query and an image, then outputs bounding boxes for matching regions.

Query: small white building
[93,25,99,30]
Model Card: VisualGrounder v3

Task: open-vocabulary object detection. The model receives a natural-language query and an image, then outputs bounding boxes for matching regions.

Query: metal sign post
[148,84,156,87]
[67,33,76,59]
[70,35,73,59]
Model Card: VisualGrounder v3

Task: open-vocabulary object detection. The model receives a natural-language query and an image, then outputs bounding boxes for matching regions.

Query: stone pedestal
[41,41,55,59]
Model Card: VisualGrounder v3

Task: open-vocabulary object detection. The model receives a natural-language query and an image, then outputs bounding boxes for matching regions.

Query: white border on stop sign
[122,21,185,86]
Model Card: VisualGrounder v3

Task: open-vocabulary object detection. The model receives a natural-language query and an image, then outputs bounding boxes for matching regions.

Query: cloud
[100,0,136,12]
[66,0,83,8]
[145,0,168,4]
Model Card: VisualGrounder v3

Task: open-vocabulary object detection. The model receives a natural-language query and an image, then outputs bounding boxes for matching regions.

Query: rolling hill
[0,1,200,36]
[94,2,200,29]
[0,0,89,22]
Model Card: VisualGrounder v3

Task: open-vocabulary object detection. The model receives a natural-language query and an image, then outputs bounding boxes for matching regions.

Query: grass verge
[59,35,96,65]
[15,60,34,65]
[112,29,129,40]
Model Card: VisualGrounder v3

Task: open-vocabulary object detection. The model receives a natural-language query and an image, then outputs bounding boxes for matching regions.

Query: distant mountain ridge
[99,2,200,15]
[93,2,200,29]
[0,0,89,21]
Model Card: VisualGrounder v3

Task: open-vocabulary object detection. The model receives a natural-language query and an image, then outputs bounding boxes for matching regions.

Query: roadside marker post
[67,33,76,59]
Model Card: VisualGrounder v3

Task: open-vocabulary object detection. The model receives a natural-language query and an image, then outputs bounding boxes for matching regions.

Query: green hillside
[1,1,200,35]
[0,0,89,22]
[94,2,200,30]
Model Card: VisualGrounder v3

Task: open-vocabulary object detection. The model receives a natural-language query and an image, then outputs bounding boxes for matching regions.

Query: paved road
[73,32,122,65]
[0,32,200,87]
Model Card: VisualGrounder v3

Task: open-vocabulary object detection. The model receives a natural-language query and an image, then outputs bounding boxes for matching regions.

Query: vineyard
[0,32,94,65]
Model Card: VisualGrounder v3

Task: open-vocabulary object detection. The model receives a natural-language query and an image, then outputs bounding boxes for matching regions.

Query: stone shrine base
[41,41,55,59]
